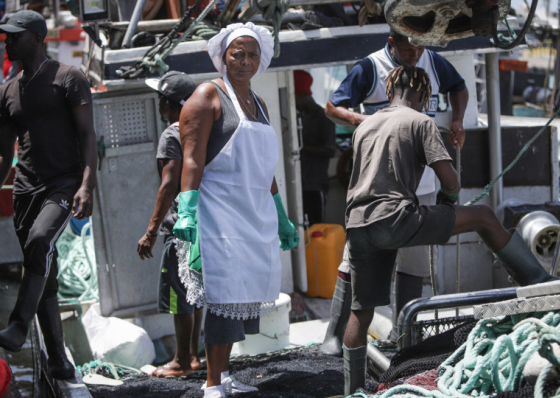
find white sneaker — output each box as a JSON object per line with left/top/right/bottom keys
{"left": 222, "top": 375, "right": 259, "bottom": 394}
{"left": 204, "top": 385, "right": 225, "bottom": 398}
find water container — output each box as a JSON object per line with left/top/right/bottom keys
{"left": 305, "top": 224, "right": 346, "bottom": 298}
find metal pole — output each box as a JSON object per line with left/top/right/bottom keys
{"left": 399, "top": 287, "right": 517, "bottom": 349}
{"left": 485, "top": 52, "right": 503, "bottom": 209}
{"left": 53, "top": 0, "right": 61, "bottom": 27}
{"left": 122, "top": 0, "right": 148, "bottom": 49}
{"left": 366, "top": 344, "right": 390, "bottom": 379}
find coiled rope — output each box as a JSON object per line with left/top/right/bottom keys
{"left": 56, "top": 222, "right": 99, "bottom": 301}
{"left": 249, "top": 0, "right": 288, "bottom": 57}
{"left": 78, "top": 360, "right": 142, "bottom": 380}
{"left": 349, "top": 312, "right": 560, "bottom": 398}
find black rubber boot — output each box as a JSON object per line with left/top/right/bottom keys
{"left": 320, "top": 277, "right": 352, "bottom": 357}
{"left": 37, "top": 296, "right": 75, "bottom": 380}
{"left": 496, "top": 230, "right": 560, "bottom": 286}
{"left": 389, "top": 273, "right": 423, "bottom": 342}
{"left": 343, "top": 344, "right": 367, "bottom": 396}
{"left": 0, "top": 271, "right": 47, "bottom": 352}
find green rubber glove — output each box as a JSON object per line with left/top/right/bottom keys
{"left": 273, "top": 193, "right": 299, "bottom": 251}
{"left": 173, "top": 190, "right": 199, "bottom": 243}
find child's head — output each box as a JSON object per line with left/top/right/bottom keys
{"left": 385, "top": 66, "right": 432, "bottom": 112}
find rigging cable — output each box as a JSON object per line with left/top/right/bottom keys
{"left": 491, "top": 0, "right": 538, "bottom": 50}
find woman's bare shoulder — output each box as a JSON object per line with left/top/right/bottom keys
{"left": 192, "top": 81, "right": 220, "bottom": 100}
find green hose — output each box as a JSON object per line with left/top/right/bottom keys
{"left": 56, "top": 222, "right": 99, "bottom": 302}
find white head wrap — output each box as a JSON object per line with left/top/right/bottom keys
{"left": 207, "top": 22, "right": 274, "bottom": 77}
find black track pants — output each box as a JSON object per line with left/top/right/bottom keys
{"left": 13, "top": 180, "right": 80, "bottom": 298}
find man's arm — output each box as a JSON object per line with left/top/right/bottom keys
{"left": 325, "top": 58, "right": 374, "bottom": 127}
{"left": 0, "top": 124, "right": 16, "bottom": 188}
{"left": 325, "top": 101, "right": 369, "bottom": 128}
{"left": 430, "top": 159, "right": 460, "bottom": 195}
{"left": 137, "top": 158, "right": 182, "bottom": 260}
{"left": 448, "top": 87, "right": 469, "bottom": 149}
{"left": 71, "top": 104, "right": 98, "bottom": 219}
{"left": 431, "top": 52, "right": 469, "bottom": 149}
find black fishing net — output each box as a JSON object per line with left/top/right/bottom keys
{"left": 87, "top": 344, "right": 379, "bottom": 398}
{"left": 493, "top": 379, "right": 560, "bottom": 398}
{"left": 379, "top": 318, "right": 477, "bottom": 384}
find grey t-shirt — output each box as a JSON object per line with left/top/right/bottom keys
{"left": 156, "top": 123, "right": 182, "bottom": 235}
{"left": 345, "top": 105, "right": 452, "bottom": 229}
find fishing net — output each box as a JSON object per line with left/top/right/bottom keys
{"left": 378, "top": 318, "right": 477, "bottom": 385}
{"left": 87, "top": 344, "right": 379, "bottom": 397}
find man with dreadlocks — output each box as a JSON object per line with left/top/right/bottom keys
{"left": 342, "top": 66, "right": 557, "bottom": 395}
{"left": 321, "top": 30, "right": 468, "bottom": 358}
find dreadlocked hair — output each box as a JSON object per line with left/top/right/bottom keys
{"left": 385, "top": 66, "right": 432, "bottom": 113}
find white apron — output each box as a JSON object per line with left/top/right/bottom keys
{"left": 196, "top": 76, "right": 282, "bottom": 311}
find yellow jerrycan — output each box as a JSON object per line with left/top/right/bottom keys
{"left": 305, "top": 224, "right": 346, "bottom": 298}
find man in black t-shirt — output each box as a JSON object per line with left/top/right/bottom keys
{"left": 0, "top": 10, "right": 97, "bottom": 380}
{"left": 293, "top": 70, "right": 336, "bottom": 226}
{"left": 137, "top": 71, "right": 204, "bottom": 377}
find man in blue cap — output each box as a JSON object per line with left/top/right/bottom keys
{"left": 0, "top": 10, "right": 97, "bottom": 380}
{"left": 138, "top": 71, "right": 204, "bottom": 377}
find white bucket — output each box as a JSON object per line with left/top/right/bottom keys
{"left": 235, "top": 293, "right": 291, "bottom": 355}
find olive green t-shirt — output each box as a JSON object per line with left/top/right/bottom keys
{"left": 345, "top": 105, "right": 452, "bottom": 229}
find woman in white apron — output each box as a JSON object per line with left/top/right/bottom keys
{"left": 173, "top": 23, "right": 299, "bottom": 398}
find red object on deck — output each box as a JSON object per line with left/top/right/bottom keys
{"left": 499, "top": 59, "right": 529, "bottom": 72}
{"left": 0, "top": 358, "right": 11, "bottom": 397}
{"left": 0, "top": 166, "right": 15, "bottom": 217}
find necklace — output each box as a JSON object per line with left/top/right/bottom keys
{"left": 232, "top": 86, "right": 257, "bottom": 120}
{"left": 20, "top": 59, "right": 48, "bottom": 95}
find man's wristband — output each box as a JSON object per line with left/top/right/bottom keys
{"left": 439, "top": 189, "right": 459, "bottom": 199}
{"left": 145, "top": 232, "right": 157, "bottom": 238}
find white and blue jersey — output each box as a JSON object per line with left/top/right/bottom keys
{"left": 330, "top": 44, "right": 465, "bottom": 196}
{"left": 329, "top": 44, "right": 466, "bottom": 117}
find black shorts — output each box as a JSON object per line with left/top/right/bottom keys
{"left": 347, "top": 203, "right": 456, "bottom": 310}
{"left": 204, "top": 312, "right": 259, "bottom": 344}
{"left": 158, "top": 235, "right": 195, "bottom": 315}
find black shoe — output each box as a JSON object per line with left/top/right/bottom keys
{"left": 37, "top": 296, "right": 75, "bottom": 380}
{"left": 0, "top": 271, "right": 47, "bottom": 352}
{"left": 343, "top": 345, "right": 367, "bottom": 396}
{"left": 496, "top": 230, "right": 560, "bottom": 286}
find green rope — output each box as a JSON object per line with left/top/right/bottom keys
{"left": 250, "top": 0, "right": 288, "bottom": 57}
{"left": 535, "top": 326, "right": 560, "bottom": 398}
{"left": 189, "top": 21, "right": 221, "bottom": 40}
{"left": 141, "top": 0, "right": 222, "bottom": 74}
{"left": 465, "top": 107, "right": 560, "bottom": 206}
{"left": 78, "top": 360, "right": 142, "bottom": 380}
{"left": 56, "top": 223, "right": 98, "bottom": 301}
{"left": 361, "top": 312, "right": 560, "bottom": 398}
{"left": 490, "top": 18, "right": 517, "bottom": 47}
